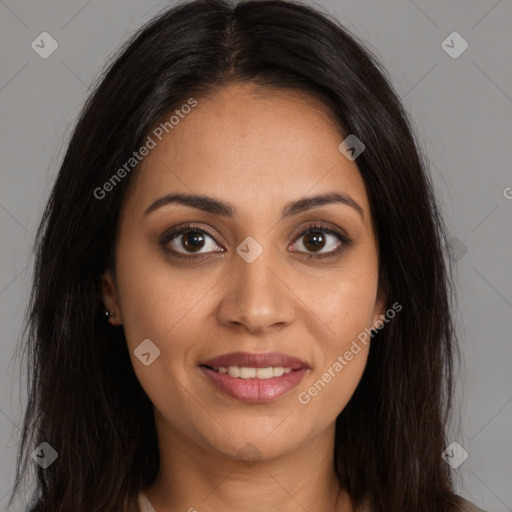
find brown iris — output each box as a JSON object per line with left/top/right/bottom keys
{"left": 182, "top": 231, "right": 206, "bottom": 252}
{"left": 302, "top": 232, "right": 326, "bottom": 252}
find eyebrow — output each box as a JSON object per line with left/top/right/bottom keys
{"left": 143, "top": 192, "right": 364, "bottom": 219}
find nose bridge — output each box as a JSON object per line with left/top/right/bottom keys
{"left": 218, "top": 238, "right": 294, "bottom": 330}
{"left": 236, "top": 241, "right": 283, "bottom": 305}
{"left": 239, "top": 252, "right": 277, "bottom": 297}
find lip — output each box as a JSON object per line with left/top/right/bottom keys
{"left": 200, "top": 351, "right": 309, "bottom": 370}
{"left": 200, "top": 366, "right": 308, "bottom": 403}
{"left": 199, "top": 351, "right": 310, "bottom": 403}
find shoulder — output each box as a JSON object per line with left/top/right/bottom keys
{"left": 456, "top": 495, "right": 488, "bottom": 512}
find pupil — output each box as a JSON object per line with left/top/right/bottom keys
{"left": 183, "top": 232, "right": 205, "bottom": 252}
{"left": 304, "top": 232, "right": 325, "bottom": 252}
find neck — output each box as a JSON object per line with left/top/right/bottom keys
{"left": 143, "top": 411, "right": 354, "bottom": 512}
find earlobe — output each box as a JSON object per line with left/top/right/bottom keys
{"left": 101, "top": 270, "right": 122, "bottom": 325}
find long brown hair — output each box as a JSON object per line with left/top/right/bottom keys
{"left": 11, "top": 1, "right": 463, "bottom": 510}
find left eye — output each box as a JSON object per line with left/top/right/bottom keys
{"left": 290, "top": 228, "right": 343, "bottom": 255}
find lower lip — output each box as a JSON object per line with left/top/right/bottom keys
{"left": 200, "top": 366, "right": 308, "bottom": 403}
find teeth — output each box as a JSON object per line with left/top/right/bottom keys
{"left": 227, "top": 366, "right": 240, "bottom": 377}
{"left": 257, "top": 367, "right": 274, "bottom": 379}
{"left": 273, "top": 367, "right": 284, "bottom": 377}
{"left": 216, "top": 366, "right": 294, "bottom": 379}
{"left": 240, "top": 367, "right": 256, "bottom": 378}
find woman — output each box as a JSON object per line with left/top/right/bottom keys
{"left": 11, "top": 0, "right": 485, "bottom": 511}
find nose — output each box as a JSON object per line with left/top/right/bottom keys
{"left": 216, "top": 247, "right": 296, "bottom": 334}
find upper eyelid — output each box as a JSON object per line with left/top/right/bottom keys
{"left": 295, "top": 223, "right": 346, "bottom": 239}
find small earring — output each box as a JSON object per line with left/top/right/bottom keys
{"left": 105, "top": 309, "right": 115, "bottom": 319}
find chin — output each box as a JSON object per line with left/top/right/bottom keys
{"left": 199, "top": 419, "right": 310, "bottom": 461}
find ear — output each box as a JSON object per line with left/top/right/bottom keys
{"left": 371, "top": 286, "right": 387, "bottom": 329}
{"left": 101, "top": 269, "right": 123, "bottom": 325}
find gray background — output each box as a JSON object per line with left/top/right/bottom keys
{"left": 1, "top": 0, "right": 511, "bottom": 511}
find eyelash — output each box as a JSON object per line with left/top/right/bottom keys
{"left": 158, "top": 222, "right": 353, "bottom": 261}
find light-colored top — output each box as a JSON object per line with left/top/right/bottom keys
{"left": 138, "top": 491, "right": 157, "bottom": 512}
{"left": 137, "top": 491, "right": 486, "bottom": 511}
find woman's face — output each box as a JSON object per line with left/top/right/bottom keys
{"left": 102, "top": 82, "right": 385, "bottom": 461}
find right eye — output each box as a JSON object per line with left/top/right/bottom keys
{"left": 159, "top": 223, "right": 225, "bottom": 259}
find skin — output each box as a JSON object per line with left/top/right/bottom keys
{"left": 102, "top": 82, "right": 386, "bottom": 512}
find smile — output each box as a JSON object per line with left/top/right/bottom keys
{"left": 199, "top": 351, "right": 310, "bottom": 403}
{"left": 209, "top": 366, "right": 293, "bottom": 379}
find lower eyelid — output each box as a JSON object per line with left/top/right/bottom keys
{"left": 293, "top": 242, "right": 345, "bottom": 260}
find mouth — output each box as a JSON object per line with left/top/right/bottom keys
{"left": 199, "top": 352, "right": 309, "bottom": 403}
{"left": 202, "top": 365, "right": 294, "bottom": 378}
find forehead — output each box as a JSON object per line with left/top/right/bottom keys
{"left": 125, "top": 82, "right": 370, "bottom": 219}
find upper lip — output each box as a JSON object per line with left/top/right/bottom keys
{"left": 200, "top": 351, "right": 310, "bottom": 369}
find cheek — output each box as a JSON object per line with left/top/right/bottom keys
{"left": 114, "top": 238, "right": 215, "bottom": 347}
{"left": 293, "top": 256, "right": 378, "bottom": 417}
{"left": 114, "top": 246, "right": 228, "bottom": 412}
{"left": 296, "top": 278, "right": 374, "bottom": 421}
{"left": 296, "top": 347, "right": 369, "bottom": 434}
{"left": 302, "top": 257, "right": 380, "bottom": 353}
{"left": 318, "top": 281, "right": 377, "bottom": 331}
